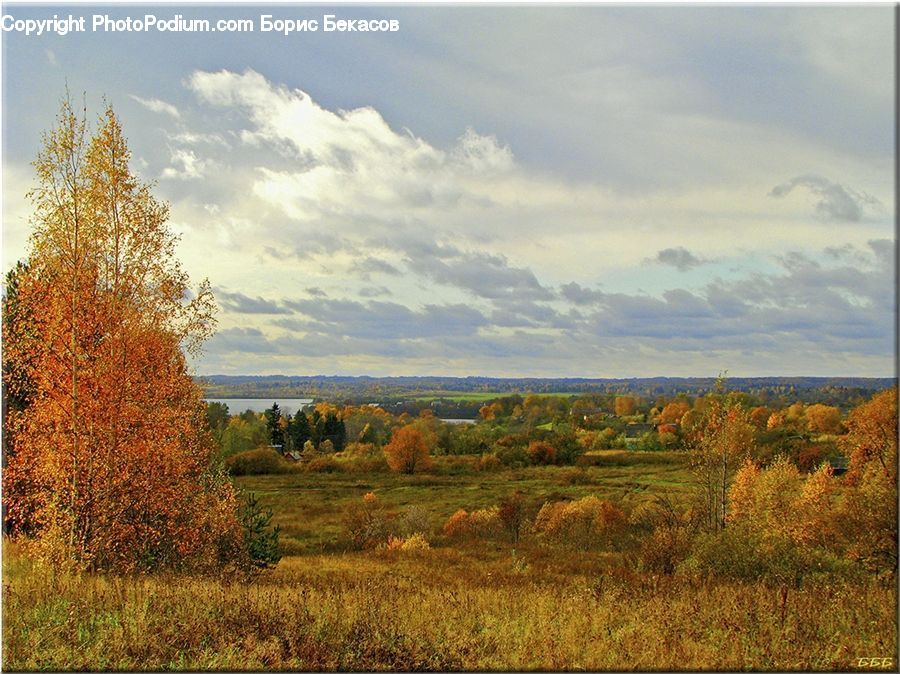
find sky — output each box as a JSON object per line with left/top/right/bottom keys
{"left": 1, "top": 3, "right": 896, "bottom": 378}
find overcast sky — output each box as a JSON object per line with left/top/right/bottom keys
{"left": 1, "top": 4, "right": 895, "bottom": 377}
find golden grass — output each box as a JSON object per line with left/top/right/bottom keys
{"left": 3, "top": 541, "right": 896, "bottom": 671}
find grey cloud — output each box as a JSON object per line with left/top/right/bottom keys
{"left": 562, "top": 243, "right": 892, "bottom": 355}
{"left": 358, "top": 286, "right": 393, "bottom": 298}
{"left": 275, "top": 299, "right": 488, "bottom": 340}
{"left": 769, "top": 174, "right": 882, "bottom": 222}
{"left": 403, "top": 242, "right": 554, "bottom": 301}
{"left": 206, "top": 327, "right": 281, "bottom": 354}
{"left": 214, "top": 289, "right": 292, "bottom": 315}
{"left": 305, "top": 287, "right": 327, "bottom": 298}
{"left": 652, "top": 247, "right": 708, "bottom": 271}
{"left": 560, "top": 282, "right": 605, "bottom": 306}
{"left": 351, "top": 256, "right": 402, "bottom": 280}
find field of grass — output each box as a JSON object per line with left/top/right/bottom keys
{"left": 4, "top": 539, "right": 895, "bottom": 671}
{"left": 4, "top": 453, "right": 897, "bottom": 671}
{"left": 237, "top": 453, "right": 693, "bottom": 555}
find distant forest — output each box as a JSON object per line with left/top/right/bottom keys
{"left": 199, "top": 374, "right": 895, "bottom": 408}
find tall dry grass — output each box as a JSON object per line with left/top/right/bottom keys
{"left": 3, "top": 543, "right": 895, "bottom": 671}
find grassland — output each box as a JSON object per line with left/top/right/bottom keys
{"left": 3, "top": 453, "right": 897, "bottom": 671}
{"left": 4, "top": 539, "right": 895, "bottom": 671}
{"left": 238, "top": 453, "right": 693, "bottom": 555}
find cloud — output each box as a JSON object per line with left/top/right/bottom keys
{"left": 275, "top": 299, "right": 488, "bottom": 340}
{"left": 158, "top": 68, "right": 892, "bottom": 376}
{"left": 651, "top": 246, "right": 709, "bottom": 271}
{"left": 359, "top": 286, "right": 392, "bottom": 298}
{"left": 769, "top": 174, "right": 882, "bottom": 222}
{"left": 161, "top": 148, "right": 208, "bottom": 180}
{"left": 560, "top": 282, "right": 605, "bottom": 306}
{"left": 130, "top": 94, "right": 181, "bottom": 119}
{"left": 214, "top": 289, "right": 292, "bottom": 314}
{"left": 402, "top": 241, "right": 554, "bottom": 301}
{"left": 351, "top": 256, "right": 402, "bottom": 280}
{"left": 186, "top": 69, "right": 513, "bottom": 225}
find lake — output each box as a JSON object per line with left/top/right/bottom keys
{"left": 204, "top": 398, "right": 314, "bottom": 415}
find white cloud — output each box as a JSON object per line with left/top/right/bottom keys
{"left": 129, "top": 94, "right": 181, "bottom": 119}
{"left": 160, "top": 148, "right": 208, "bottom": 181}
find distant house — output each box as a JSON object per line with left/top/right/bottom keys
{"left": 284, "top": 451, "right": 303, "bottom": 462}
{"left": 625, "top": 423, "right": 654, "bottom": 438}
{"left": 657, "top": 423, "right": 678, "bottom": 435}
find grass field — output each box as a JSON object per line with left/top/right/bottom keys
{"left": 4, "top": 539, "right": 895, "bottom": 671}
{"left": 4, "top": 452, "right": 897, "bottom": 671}
{"left": 237, "top": 453, "right": 693, "bottom": 554}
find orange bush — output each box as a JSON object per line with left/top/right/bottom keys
{"left": 527, "top": 441, "right": 556, "bottom": 465}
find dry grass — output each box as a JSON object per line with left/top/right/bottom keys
{"left": 3, "top": 541, "right": 895, "bottom": 671}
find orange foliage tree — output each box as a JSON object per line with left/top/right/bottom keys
{"left": 804, "top": 404, "right": 842, "bottom": 435}
{"left": 658, "top": 400, "right": 690, "bottom": 425}
{"left": 2, "top": 99, "right": 243, "bottom": 572}
{"left": 383, "top": 425, "right": 432, "bottom": 474}
{"left": 838, "top": 388, "right": 897, "bottom": 572}
{"left": 685, "top": 390, "right": 756, "bottom": 533}
{"left": 614, "top": 396, "right": 636, "bottom": 417}
{"left": 841, "top": 388, "right": 897, "bottom": 482}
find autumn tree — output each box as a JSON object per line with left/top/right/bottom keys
{"left": 685, "top": 388, "right": 756, "bottom": 533}
{"left": 2, "top": 98, "right": 242, "bottom": 572}
{"left": 841, "top": 388, "right": 897, "bottom": 482}
{"left": 384, "top": 425, "right": 432, "bottom": 474}
{"left": 838, "top": 388, "right": 897, "bottom": 573}
{"left": 658, "top": 400, "right": 690, "bottom": 425}
{"left": 805, "top": 404, "right": 842, "bottom": 435}
{"left": 614, "top": 396, "right": 636, "bottom": 417}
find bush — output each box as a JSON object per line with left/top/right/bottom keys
{"left": 637, "top": 525, "right": 693, "bottom": 575}
{"left": 527, "top": 441, "right": 556, "bottom": 465}
{"left": 477, "top": 454, "right": 502, "bottom": 471}
{"left": 534, "top": 496, "right": 627, "bottom": 550}
{"left": 442, "top": 507, "right": 502, "bottom": 541}
{"left": 238, "top": 493, "right": 281, "bottom": 570}
{"left": 385, "top": 532, "right": 431, "bottom": 552}
{"left": 399, "top": 505, "right": 432, "bottom": 538}
{"left": 343, "top": 492, "right": 391, "bottom": 549}
{"left": 494, "top": 444, "right": 529, "bottom": 468}
{"left": 305, "top": 456, "right": 342, "bottom": 473}
{"left": 225, "top": 448, "right": 289, "bottom": 476}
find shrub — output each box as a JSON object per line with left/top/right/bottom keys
{"left": 477, "top": 454, "right": 502, "bottom": 471}
{"left": 534, "top": 496, "right": 627, "bottom": 550}
{"left": 637, "top": 525, "right": 693, "bottom": 575}
{"left": 385, "top": 532, "right": 431, "bottom": 552}
{"left": 527, "top": 441, "right": 556, "bottom": 465}
{"left": 494, "top": 444, "right": 529, "bottom": 468}
{"left": 238, "top": 492, "right": 281, "bottom": 570}
{"left": 305, "top": 456, "right": 342, "bottom": 473}
{"left": 399, "top": 505, "right": 432, "bottom": 538}
{"left": 225, "top": 448, "right": 288, "bottom": 476}
{"left": 442, "top": 507, "right": 502, "bottom": 541}
{"left": 498, "top": 491, "right": 526, "bottom": 543}
{"left": 343, "top": 492, "right": 391, "bottom": 549}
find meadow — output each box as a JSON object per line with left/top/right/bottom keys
{"left": 4, "top": 452, "right": 897, "bottom": 671}
{"left": 243, "top": 452, "right": 692, "bottom": 554}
